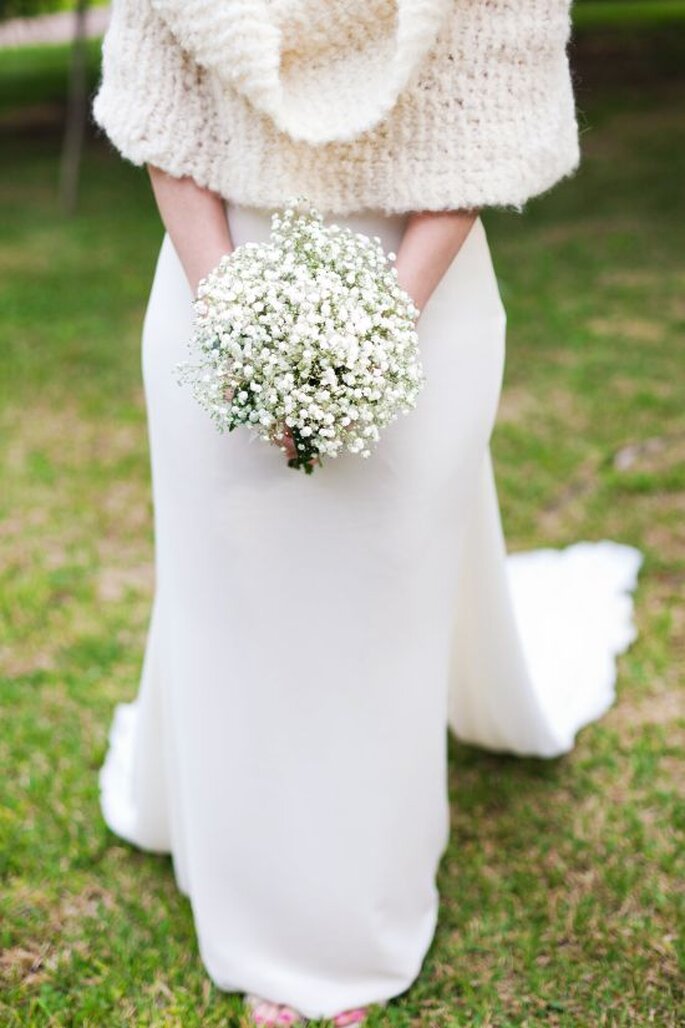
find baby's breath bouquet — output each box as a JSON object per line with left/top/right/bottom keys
{"left": 176, "top": 197, "right": 424, "bottom": 473}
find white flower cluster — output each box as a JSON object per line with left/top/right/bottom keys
{"left": 176, "top": 197, "right": 424, "bottom": 472}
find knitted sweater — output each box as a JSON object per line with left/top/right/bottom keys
{"left": 92, "top": 0, "right": 581, "bottom": 216}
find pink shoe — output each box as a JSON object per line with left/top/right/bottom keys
{"left": 331, "top": 1009, "right": 368, "bottom": 1026}
{"left": 245, "top": 994, "right": 305, "bottom": 1026}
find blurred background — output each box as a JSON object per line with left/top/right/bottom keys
{"left": 1, "top": 3, "right": 683, "bottom": 1026}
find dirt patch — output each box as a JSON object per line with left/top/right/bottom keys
{"left": 0, "top": 943, "right": 51, "bottom": 987}
{"left": 496, "top": 385, "right": 537, "bottom": 425}
{"left": 610, "top": 682, "right": 685, "bottom": 735}
{"left": 598, "top": 269, "right": 660, "bottom": 289}
{"left": 96, "top": 561, "right": 153, "bottom": 603}
{"left": 535, "top": 454, "right": 603, "bottom": 536}
{"left": 587, "top": 315, "right": 666, "bottom": 345}
{"left": 613, "top": 433, "right": 685, "bottom": 474}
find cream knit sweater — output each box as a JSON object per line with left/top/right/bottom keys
{"left": 92, "top": 0, "right": 581, "bottom": 216}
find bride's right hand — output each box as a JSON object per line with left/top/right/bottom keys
{"left": 394, "top": 208, "right": 480, "bottom": 315}
{"left": 221, "top": 386, "right": 300, "bottom": 466}
{"left": 273, "top": 425, "right": 298, "bottom": 463}
{"left": 272, "top": 424, "right": 320, "bottom": 472}
{"left": 146, "top": 164, "right": 234, "bottom": 299}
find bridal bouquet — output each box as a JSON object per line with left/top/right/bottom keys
{"left": 175, "top": 197, "right": 424, "bottom": 473}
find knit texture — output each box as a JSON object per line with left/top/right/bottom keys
{"left": 92, "top": 0, "right": 581, "bottom": 216}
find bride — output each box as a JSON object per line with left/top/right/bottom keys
{"left": 91, "top": 1, "right": 642, "bottom": 1024}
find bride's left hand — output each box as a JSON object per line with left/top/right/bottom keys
{"left": 394, "top": 208, "right": 480, "bottom": 316}
{"left": 273, "top": 425, "right": 320, "bottom": 472}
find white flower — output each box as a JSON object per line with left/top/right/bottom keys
{"left": 175, "top": 196, "right": 425, "bottom": 473}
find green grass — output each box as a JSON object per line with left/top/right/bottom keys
{"left": 0, "top": 37, "right": 102, "bottom": 114}
{"left": 1, "top": 34, "right": 684, "bottom": 1028}
{"left": 574, "top": 0, "right": 685, "bottom": 26}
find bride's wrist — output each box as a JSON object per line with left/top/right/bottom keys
{"left": 188, "top": 246, "right": 234, "bottom": 298}
{"left": 395, "top": 267, "right": 427, "bottom": 318}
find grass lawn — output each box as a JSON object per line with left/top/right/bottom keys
{"left": 574, "top": 0, "right": 685, "bottom": 26}
{"left": 0, "top": 24, "right": 684, "bottom": 1028}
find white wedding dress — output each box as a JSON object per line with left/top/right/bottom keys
{"left": 99, "top": 207, "right": 642, "bottom": 1018}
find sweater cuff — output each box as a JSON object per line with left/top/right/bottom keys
{"left": 91, "top": 0, "right": 217, "bottom": 181}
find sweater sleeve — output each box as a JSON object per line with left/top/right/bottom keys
{"left": 91, "top": 0, "right": 219, "bottom": 180}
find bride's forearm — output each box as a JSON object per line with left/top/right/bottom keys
{"left": 147, "top": 165, "right": 233, "bottom": 296}
{"left": 394, "top": 209, "right": 480, "bottom": 315}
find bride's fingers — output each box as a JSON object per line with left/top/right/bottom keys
{"left": 274, "top": 426, "right": 297, "bottom": 459}
{"left": 274, "top": 424, "right": 320, "bottom": 468}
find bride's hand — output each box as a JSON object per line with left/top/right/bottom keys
{"left": 272, "top": 425, "right": 320, "bottom": 472}
{"left": 220, "top": 390, "right": 315, "bottom": 470}
{"left": 190, "top": 249, "right": 234, "bottom": 299}
{"left": 394, "top": 208, "right": 480, "bottom": 316}
{"left": 146, "top": 164, "right": 234, "bottom": 298}
{"left": 273, "top": 425, "right": 297, "bottom": 463}
{"left": 394, "top": 268, "right": 424, "bottom": 322}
